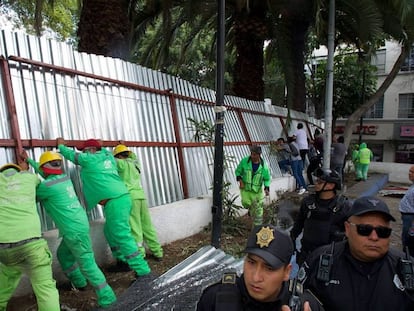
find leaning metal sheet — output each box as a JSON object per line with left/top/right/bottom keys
{"left": 106, "top": 246, "right": 243, "bottom": 311}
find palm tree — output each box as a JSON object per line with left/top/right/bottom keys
{"left": 131, "top": 1, "right": 282, "bottom": 101}
{"left": 129, "top": 0, "right": 389, "bottom": 111}
{"left": 77, "top": 0, "right": 133, "bottom": 60}
{"left": 24, "top": 0, "right": 414, "bottom": 115}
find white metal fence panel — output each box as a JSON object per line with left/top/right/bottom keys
{"left": 0, "top": 30, "right": 319, "bottom": 232}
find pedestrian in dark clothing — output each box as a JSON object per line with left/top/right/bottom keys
{"left": 313, "top": 129, "right": 324, "bottom": 154}
{"left": 306, "top": 140, "right": 322, "bottom": 186}
{"left": 330, "top": 136, "right": 347, "bottom": 187}
{"left": 275, "top": 137, "right": 291, "bottom": 176}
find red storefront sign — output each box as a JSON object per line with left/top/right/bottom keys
{"left": 334, "top": 125, "right": 377, "bottom": 135}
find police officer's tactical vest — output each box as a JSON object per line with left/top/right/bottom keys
{"left": 302, "top": 195, "right": 347, "bottom": 249}
{"left": 215, "top": 271, "right": 242, "bottom": 311}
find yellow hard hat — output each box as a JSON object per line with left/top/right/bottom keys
{"left": 39, "top": 151, "right": 62, "bottom": 167}
{"left": 0, "top": 163, "right": 21, "bottom": 172}
{"left": 113, "top": 144, "right": 130, "bottom": 156}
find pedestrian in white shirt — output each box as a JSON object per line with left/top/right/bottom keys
{"left": 294, "top": 123, "right": 309, "bottom": 165}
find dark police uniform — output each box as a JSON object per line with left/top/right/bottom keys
{"left": 290, "top": 194, "right": 350, "bottom": 264}
{"left": 301, "top": 240, "right": 414, "bottom": 311}
{"left": 196, "top": 273, "right": 290, "bottom": 311}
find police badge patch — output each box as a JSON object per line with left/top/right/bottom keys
{"left": 256, "top": 226, "right": 275, "bottom": 248}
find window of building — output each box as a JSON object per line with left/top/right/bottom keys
{"left": 364, "top": 96, "right": 384, "bottom": 118}
{"left": 398, "top": 94, "right": 414, "bottom": 118}
{"left": 395, "top": 144, "right": 414, "bottom": 164}
{"left": 401, "top": 46, "right": 414, "bottom": 72}
{"left": 369, "top": 144, "right": 383, "bottom": 162}
{"left": 372, "top": 50, "right": 386, "bottom": 74}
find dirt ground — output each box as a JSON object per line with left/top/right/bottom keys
{"left": 6, "top": 218, "right": 251, "bottom": 311}
{"left": 6, "top": 173, "right": 407, "bottom": 311}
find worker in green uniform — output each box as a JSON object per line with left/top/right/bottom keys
{"left": 351, "top": 144, "right": 360, "bottom": 181}
{"left": 0, "top": 162, "right": 60, "bottom": 311}
{"left": 22, "top": 150, "right": 117, "bottom": 308}
{"left": 56, "top": 138, "right": 151, "bottom": 278}
{"left": 235, "top": 145, "right": 271, "bottom": 226}
{"left": 113, "top": 144, "right": 163, "bottom": 260}
{"left": 356, "top": 142, "right": 373, "bottom": 181}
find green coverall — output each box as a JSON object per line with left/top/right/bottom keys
{"left": 28, "top": 159, "right": 116, "bottom": 308}
{"left": 58, "top": 145, "right": 151, "bottom": 276}
{"left": 356, "top": 142, "right": 373, "bottom": 181}
{"left": 115, "top": 152, "right": 163, "bottom": 258}
{"left": 351, "top": 146, "right": 360, "bottom": 180}
{"left": 235, "top": 156, "right": 271, "bottom": 225}
{"left": 0, "top": 168, "right": 60, "bottom": 311}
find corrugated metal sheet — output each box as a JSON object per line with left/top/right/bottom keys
{"left": 106, "top": 245, "right": 244, "bottom": 310}
{"left": 0, "top": 30, "right": 321, "bottom": 231}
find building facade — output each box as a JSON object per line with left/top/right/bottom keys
{"left": 333, "top": 41, "right": 414, "bottom": 163}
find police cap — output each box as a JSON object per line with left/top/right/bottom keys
{"left": 244, "top": 224, "right": 293, "bottom": 269}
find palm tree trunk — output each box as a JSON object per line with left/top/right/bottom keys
{"left": 232, "top": 9, "right": 267, "bottom": 101}
{"left": 77, "top": 0, "right": 131, "bottom": 60}
{"left": 281, "top": 0, "right": 313, "bottom": 113}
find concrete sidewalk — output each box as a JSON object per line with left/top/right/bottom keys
{"left": 344, "top": 173, "right": 389, "bottom": 199}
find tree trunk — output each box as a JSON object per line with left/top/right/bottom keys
{"left": 77, "top": 0, "right": 131, "bottom": 60}
{"left": 232, "top": 9, "right": 267, "bottom": 101}
{"left": 289, "top": 20, "right": 309, "bottom": 113}
{"left": 279, "top": 0, "right": 313, "bottom": 113}
{"left": 342, "top": 43, "right": 410, "bottom": 148}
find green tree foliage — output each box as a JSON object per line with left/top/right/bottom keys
{"left": 307, "top": 49, "right": 377, "bottom": 122}
{"left": 3, "top": 0, "right": 414, "bottom": 118}
{"left": 131, "top": 16, "right": 234, "bottom": 92}
{"left": 263, "top": 48, "right": 286, "bottom": 106}
{"left": 1, "top": 0, "right": 78, "bottom": 41}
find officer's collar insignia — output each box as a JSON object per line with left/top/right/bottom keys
{"left": 256, "top": 226, "right": 274, "bottom": 248}
{"left": 222, "top": 272, "right": 237, "bottom": 284}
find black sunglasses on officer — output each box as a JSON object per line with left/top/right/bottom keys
{"left": 346, "top": 221, "right": 392, "bottom": 239}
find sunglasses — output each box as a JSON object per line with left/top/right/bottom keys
{"left": 49, "top": 160, "right": 62, "bottom": 167}
{"left": 347, "top": 221, "right": 392, "bottom": 239}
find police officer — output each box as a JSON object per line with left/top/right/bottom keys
{"left": 290, "top": 168, "right": 350, "bottom": 265}
{"left": 196, "top": 224, "right": 323, "bottom": 311}
{"left": 300, "top": 196, "right": 414, "bottom": 311}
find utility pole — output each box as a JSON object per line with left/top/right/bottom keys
{"left": 323, "top": 0, "right": 335, "bottom": 170}
{"left": 211, "top": 0, "right": 225, "bottom": 248}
